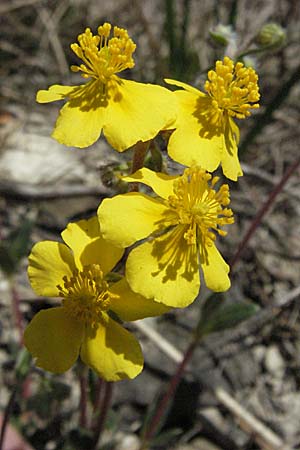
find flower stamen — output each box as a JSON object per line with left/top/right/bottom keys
{"left": 204, "top": 56, "right": 260, "bottom": 120}
{"left": 70, "top": 23, "right": 136, "bottom": 83}
{"left": 166, "top": 167, "right": 234, "bottom": 252}
{"left": 57, "top": 264, "right": 119, "bottom": 329}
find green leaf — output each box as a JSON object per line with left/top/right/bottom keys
{"left": 0, "top": 218, "right": 33, "bottom": 274}
{"left": 0, "top": 245, "right": 16, "bottom": 275}
{"left": 197, "top": 296, "right": 258, "bottom": 338}
{"left": 15, "top": 347, "right": 32, "bottom": 381}
{"left": 9, "top": 218, "right": 33, "bottom": 263}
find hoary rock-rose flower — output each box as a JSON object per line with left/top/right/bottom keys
{"left": 36, "top": 23, "right": 177, "bottom": 150}
{"left": 165, "top": 57, "right": 260, "bottom": 181}
{"left": 24, "top": 217, "right": 168, "bottom": 381}
{"left": 98, "top": 167, "right": 234, "bottom": 308}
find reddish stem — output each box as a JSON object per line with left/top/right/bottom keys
{"left": 230, "top": 156, "right": 300, "bottom": 269}
{"left": 91, "top": 381, "right": 113, "bottom": 448}
{"left": 0, "top": 386, "right": 18, "bottom": 450}
{"left": 141, "top": 340, "right": 196, "bottom": 447}
{"left": 79, "top": 366, "right": 88, "bottom": 428}
{"left": 9, "top": 279, "right": 24, "bottom": 345}
{"left": 92, "top": 377, "right": 104, "bottom": 418}
{"left": 129, "top": 141, "right": 150, "bottom": 192}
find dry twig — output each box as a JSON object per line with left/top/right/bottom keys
{"left": 36, "top": 5, "right": 69, "bottom": 77}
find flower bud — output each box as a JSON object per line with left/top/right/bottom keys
{"left": 256, "top": 23, "right": 286, "bottom": 49}
{"left": 209, "top": 24, "right": 236, "bottom": 47}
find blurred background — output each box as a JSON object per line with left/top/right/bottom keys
{"left": 1, "top": 1, "right": 300, "bottom": 449}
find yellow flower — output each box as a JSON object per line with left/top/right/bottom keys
{"left": 24, "top": 217, "right": 168, "bottom": 381}
{"left": 166, "top": 57, "right": 260, "bottom": 181}
{"left": 37, "top": 23, "right": 177, "bottom": 150}
{"left": 98, "top": 167, "right": 234, "bottom": 308}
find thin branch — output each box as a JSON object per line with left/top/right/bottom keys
{"left": 0, "top": 0, "right": 41, "bottom": 14}
{"left": 37, "top": 5, "right": 69, "bottom": 77}
{"left": 0, "top": 181, "right": 110, "bottom": 200}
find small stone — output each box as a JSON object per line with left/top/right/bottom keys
{"left": 118, "top": 434, "right": 140, "bottom": 450}
{"left": 264, "top": 345, "right": 285, "bottom": 377}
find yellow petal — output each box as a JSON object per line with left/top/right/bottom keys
{"left": 201, "top": 244, "right": 230, "bottom": 292}
{"left": 167, "top": 92, "right": 222, "bottom": 172}
{"left": 24, "top": 307, "right": 84, "bottom": 373}
{"left": 61, "top": 217, "right": 123, "bottom": 274}
{"left": 52, "top": 80, "right": 107, "bottom": 148}
{"left": 80, "top": 313, "right": 143, "bottom": 381}
{"left": 221, "top": 117, "right": 243, "bottom": 181}
{"left": 123, "top": 167, "right": 176, "bottom": 199}
{"left": 98, "top": 193, "right": 169, "bottom": 247}
{"left": 28, "top": 241, "right": 76, "bottom": 297}
{"left": 103, "top": 78, "right": 177, "bottom": 151}
{"left": 164, "top": 78, "right": 204, "bottom": 96}
{"left": 126, "top": 227, "right": 200, "bottom": 308}
{"left": 110, "top": 277, "right": 170, "bottom": 321}
{"left": 36, "top": 84, "right": 77, "bottom": 103}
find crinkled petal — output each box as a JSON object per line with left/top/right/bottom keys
{"left": 123, "top": 167, "right": 177, "bottom": 199}
{"left": 165, "top": 78, "right": 204, "bottom": 96}
{"left": 24, "top": 307, "right": 84, "bottom": 373}
{"left": 98, "top": 193, "right": 169, "bottom": 247}
{"left": 80, "top": 313, "right": 143, "bottom": 381}
{"left": 201, "top": 244, "right": 230, "bottom": 292}
{"left": 167, "top": 91, "right": 222, "bottom": 172}
{"left": 36, "top": 84, "right": 77, "bottom": 103}
{"left": 104, "top": 78, "right": 177, "bottom": 151}
{"left": 61, "top": 217, "right": 123, "bottom": 274}
{"left": 221, "top": 117, "right": 243, "bottom": 181}
{"left": 126, "top": 227, "right": 200, "bottom": 308}
{"left": 110, "top": 277, "right": 170, "bottom": 321}
{"left": 51, "top": 80, "right": 107, "bottom": 148}
{"left": 28, "top": 241, "right": 76, "bottom": 297}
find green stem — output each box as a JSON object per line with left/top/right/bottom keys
{"left": 180, "top": 0, "right": 191, "bottom": 56}
{"left": 165, "top": 0, "right": 177, "bottom": 74}
{"left": 230, "top": 155, "right": 300, "bottom": 269}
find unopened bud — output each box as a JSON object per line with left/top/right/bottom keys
{"left": 256, "top": 23, "right": 286, "bottom": 49}
{"left": 209, "top": 24, "right": 236, "bottom": 47}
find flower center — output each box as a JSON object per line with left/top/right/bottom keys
{"left": 204, "top": 56, "right": 260, "bottom": 121}
{"left": 167, "top": 167, "right": 234, "bottom": 247}
{"left": 57, "top": 264, "right": 118, "bottom": 329}
{"left": 70, "top": 23, "right": 136, "bottom": 83}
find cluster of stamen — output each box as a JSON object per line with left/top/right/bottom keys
{"left": 167, "top": 167, "right": 234, "bottom": 247}
{"left": 204, "top": 56, "right": 260, "bottom": 121}
{"left": 70, "top": 23, "right": 136, "bottom": 83}
{"left": 57, "top": 264, "right": 118, "bottom": 329}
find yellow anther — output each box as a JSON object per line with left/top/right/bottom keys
{"left": 70, "top": 23, "right": 136, "bottom": 84}
{"left": 205, "top": 57, "right": 260, "bottom": 120}
{"left": 57, "top": 264, "right": 119, "bottom": 329}
{"left": 166, "top": 166, "right": 234, "bottom": 247}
